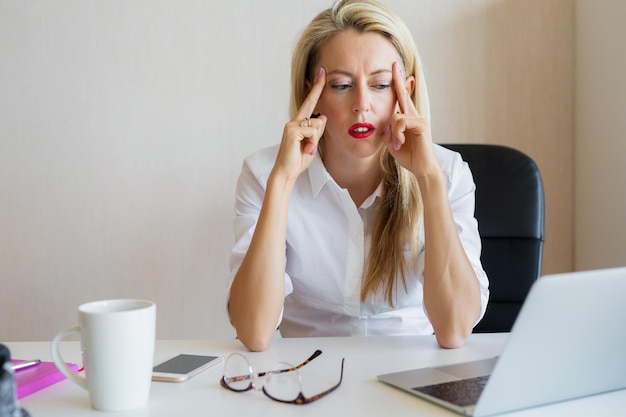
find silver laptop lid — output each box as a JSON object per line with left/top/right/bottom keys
{"left": 475, "top": 267, "right": 626, "bottom": 416}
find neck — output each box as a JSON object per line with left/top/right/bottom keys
{"left": 322, "top": 146, "right": 382, "bottom": 207}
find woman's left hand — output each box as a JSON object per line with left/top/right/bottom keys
{"left": 383, "top": 62, "right": 439, "bottom": 179}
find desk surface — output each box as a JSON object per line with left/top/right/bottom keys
{"left": 5, "top": 334, "right": 626, "bottom": 416}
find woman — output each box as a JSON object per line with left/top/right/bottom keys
{"left": 228, "top": 0, "right": 489, "bottom": 352}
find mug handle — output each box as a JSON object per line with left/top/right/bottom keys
{"left": 50, "top": 325, "right": 87, "bottom": 389}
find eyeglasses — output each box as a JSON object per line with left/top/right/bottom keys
{"left": 220, "top": 349, "right": 344, "bottom": 405}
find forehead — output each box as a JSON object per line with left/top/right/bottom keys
{"left": 318, "top": 30, "right": 400, "bottom": 74}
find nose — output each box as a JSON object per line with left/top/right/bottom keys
{"left": 353, "top": 84, "right": 370, "bottom": 113}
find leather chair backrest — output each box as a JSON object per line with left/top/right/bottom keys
{"left": 443, "top": 144, "right": 545, "bottom": 332}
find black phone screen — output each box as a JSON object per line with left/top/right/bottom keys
{"left": 153, "top": 354, "right": 219, "bottom": 374}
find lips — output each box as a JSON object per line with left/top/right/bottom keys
{"left": 348, "top": 123, "right": 375, "bottom": 139}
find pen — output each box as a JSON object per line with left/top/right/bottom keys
{"left": 11, "top": 359, "right": 41, "bottom": 372}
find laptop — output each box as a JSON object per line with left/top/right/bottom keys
{"left": 377, "top": 267, "right": 626, "bottom": 416}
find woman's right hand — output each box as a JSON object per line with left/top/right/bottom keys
{"left": 272, "top": 67, "right": 327, "bottom": 182}
{"left": 229, "top": 68, "right": 326, "bottom": 351}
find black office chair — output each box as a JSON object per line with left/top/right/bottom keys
{"left": 442, "top": 144, "right": 545, "bottom": 332}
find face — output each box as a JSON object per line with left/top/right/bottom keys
{"left": 313, "top": 30, "right": 412, "bottom": 161}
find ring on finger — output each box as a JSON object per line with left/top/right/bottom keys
{"left": 300, "top": 118, "right": 310, "bottom": 127}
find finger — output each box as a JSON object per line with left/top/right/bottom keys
{"left": 381, "top": 122, "right": 398, "bottom": 152}
{"left": 295, "top": 67, "right": 326, "bottom": 121}
{"left": 292, "top": 116, "right": 324, "bottom": 137}
{"left": 391, "top": 116, "right": 407, "bottom": 151}
{"left": 392, "top": 62, "right": 418, "bottom": 117}
{"left": 305, "top": 115, "right": 327, "bottom": 143}
{"left": 288, "top": 114, "right": 325, "bottom": 133}
{"left": 301, "top": 115, "right": 327, "bottom": 155}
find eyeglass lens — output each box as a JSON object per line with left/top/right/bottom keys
{"left": 221, "top": 350, "right": 343, "bottom": 405}
{"left": 264, "top": 361, "right": 302, "bottom": 401}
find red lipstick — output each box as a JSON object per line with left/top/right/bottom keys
{"left": 348, "top": 123, "right": 375, "bottom": 139}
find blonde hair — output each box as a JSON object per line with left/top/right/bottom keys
{"left": 290, "top": 0, "right": 429, "bottom": 305}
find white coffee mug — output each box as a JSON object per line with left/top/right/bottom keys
{"left": 51, "top": 299, "right": 156, "bottom": 411}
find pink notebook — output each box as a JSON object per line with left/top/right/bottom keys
{"left": 12, "top": 360, "right": 80, "bottom": 399}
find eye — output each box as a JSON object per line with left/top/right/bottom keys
{"left": 331, "top": 83, "right": 351, "bottom": 91}
{"left": 372, "top": 78, "right": 392, "bottom": 90}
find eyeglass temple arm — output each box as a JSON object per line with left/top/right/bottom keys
{"left": 303, "top": 357, "right": 345, "bottom": 403}
{"left": 298, "top": 357, "right": 345, "bottom": 404}
{"left": 225, "top": 349, "right": 324, "bottom": 384}
{"left": 299, "top": 349, "right": 323, "bottom": 368}
{"left": 261, "top": 349, "right": 323, "bottom": 377}
{"left": 264, "top": 357, "right": 345, "bottom": 405}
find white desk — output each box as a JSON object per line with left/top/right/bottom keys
{"left": 5, "top": 335, "right": 626, "bottom": 416}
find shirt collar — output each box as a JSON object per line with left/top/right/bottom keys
{"left": 308, "top": 153, "right": 333, "bottom": 197}
{"left": 360, "top": 181, "right": 383, "bottom": 209}
{"left": 307, "top": 154, "right": 383, "bottom": 208}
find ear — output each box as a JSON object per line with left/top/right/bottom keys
{"left": 404, "top": 75, "right": 416, "bottom": 96}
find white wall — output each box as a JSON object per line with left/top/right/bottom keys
{"left": 0, "top": 0, "right": 327, "bottom": 341}
{"left": 575, "top": 0, "right": 626, "bottom": 270}
{"left": 1, "top": 0, "right": 575, "bottom": 341}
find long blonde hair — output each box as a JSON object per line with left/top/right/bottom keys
{"left": 290, "top": 0, "right": 430, "bottom": 305}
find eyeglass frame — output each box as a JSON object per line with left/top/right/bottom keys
{"left": 220, "top": 349, "right": 345, "bottom": 405}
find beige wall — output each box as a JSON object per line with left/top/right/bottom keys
{"left": 575, "top": 0, "right": 626, "bottom": 270}
{"left": 0, "top": 0, "right": 577, "bottom": 341}
{"left": 414, "top": 0, "right": 574, "bottom": 276}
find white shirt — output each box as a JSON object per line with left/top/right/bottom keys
{"left": 229, "top": 144, "right": 489, "bottom": 337}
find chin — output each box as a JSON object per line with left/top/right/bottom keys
{"left": 349, "top": 140, "right": 384, "bottom": 159}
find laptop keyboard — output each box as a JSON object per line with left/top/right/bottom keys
{"left": 412, "top": 375, "right": 490, "bottom": 407}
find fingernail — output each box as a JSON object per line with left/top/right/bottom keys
{"left": 393, "top": 141, "right": 401, "bottom": 151}
{"left": 310, "top": 146, "right": 317, "bottom": 156}
{"left": 314, "top": 66, "right": 323, "bottom": 83}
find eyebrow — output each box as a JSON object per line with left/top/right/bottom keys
{"left": 326, "top": 69, "right": 392, "bottom": 77}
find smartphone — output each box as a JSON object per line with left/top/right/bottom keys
{"left": 152, "top": 354, "right": 223, "bottom": 382}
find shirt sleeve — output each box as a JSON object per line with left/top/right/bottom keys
{"left": 438, "top": 146, "right": 490, "bottom": 325}
{"left": 226, "top": 149, "right": 294, "bottom": 327}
